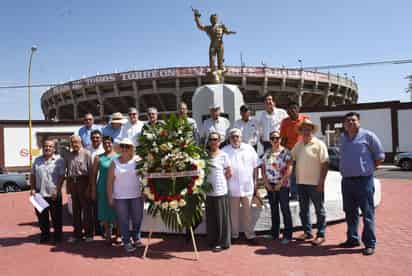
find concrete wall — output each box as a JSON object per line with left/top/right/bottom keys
{"left": 398, "top": 109, "right": 412, "bottom": 152}
{"left": 4, "top": 125, "right": 80, "bottom": 167}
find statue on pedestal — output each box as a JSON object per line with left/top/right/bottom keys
{"left": 192, "top": 8, "right": 236, "bottom": 83}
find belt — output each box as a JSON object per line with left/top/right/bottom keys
{"left": 68, "top": 175, "right": 88, "bottom": 183}
{"left": 344, "top": 175, "right": 371, "bottom": 180}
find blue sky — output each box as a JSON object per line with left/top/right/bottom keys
{"left": 0, "top": 0, "right": 411, "bottom": 119}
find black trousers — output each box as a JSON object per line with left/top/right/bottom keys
{"left": 206, "top": 195, "right": 231, "bottom": 248}
{"left": 35, "top": 196, "right": 63, "bottom": 240}
{"left": 71, "top": 179, "right": 93, "bottom": 238}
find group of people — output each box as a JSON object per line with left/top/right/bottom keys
{"left": 30, "top": 95, "right": 385, "bottom": 256}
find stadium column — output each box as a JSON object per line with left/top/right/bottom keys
{"left": 70, "top": 88, "right": 78, "bottom": 120}
{"left": 175, "top": 78, "right": 181, "bottom": 109}
{"left": 96, "top": 86, "right": 104, "bottom": 118}
{"left": 132, "top": 81, "right": 139, "bottom": 111}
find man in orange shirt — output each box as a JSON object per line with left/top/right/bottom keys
{"left": 280, "top": 101, "right": 309, "bottom": 200}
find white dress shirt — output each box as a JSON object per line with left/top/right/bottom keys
{"left": 222, "top": 143, "right": 259, "bottom": 197}
{"left": 121, "top": 121, "right": 144, "bottom": 146}
{"left": 201, "top": 116, "right": 231, "bottom": 143}
{"left": 233, "top": 117, "right": 259, "bottom": 147}
{"left": 257, "top": 108, "right": 288, "bottom": 142}
{"left": 87, "top": 144, "right": 105, "bottom": 160}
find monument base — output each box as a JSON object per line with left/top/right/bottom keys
{"left": 139, "top": 171, "right": 382, "bottom": 234}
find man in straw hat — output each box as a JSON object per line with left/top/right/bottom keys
{"left": 291, "top": 118, "right": 329, "bottom": 246}
{"left": 102, "top": 112, "right": 126, "bottom": 148}
{"left": 200, "top": 103, "right": 230, "bottom": 146}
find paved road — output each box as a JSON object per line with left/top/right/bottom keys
{"left": 375, "top": 165, "right": 412, "bottom": 180}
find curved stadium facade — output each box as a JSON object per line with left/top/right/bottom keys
{"left": 41, "top": 66, "right": 358, "bottom": 120}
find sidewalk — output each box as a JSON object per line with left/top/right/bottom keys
{"left": 1, "top": 179, "right": 412, "bottom": 276}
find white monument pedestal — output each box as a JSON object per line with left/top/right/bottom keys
{"left": 192, "top": 84, "right": 244, "bottom": 126}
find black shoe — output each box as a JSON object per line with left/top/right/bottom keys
{"left": 289, "top": 195, "right": 298, "bottom": 201}
{"left": 231, "top": 238, "right": 239, "bottom": 244}
{"left": 39, "top": 236, "right": 50, "bottom": 244}
{"left": 246, "top": 238, "right": 259, "bottom": 245}
{"left": 53, "top": 234, "right": 63, "bottom": 243}
{"left": 339, "top": 240, "right": 360, "bottom": 248}
{"left": 363, "top": 247, "right": 375, "bottom": 256}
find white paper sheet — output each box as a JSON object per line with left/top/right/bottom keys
{"left": 29, "top": 194, "right": 50, "bottom": 213}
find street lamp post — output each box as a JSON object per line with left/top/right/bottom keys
{"left": 28, "top": 45, "right": 37, "bottom": 167}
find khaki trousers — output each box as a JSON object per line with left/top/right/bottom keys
{"left": 230, "top": 195, "right": 256, "bottom": 239}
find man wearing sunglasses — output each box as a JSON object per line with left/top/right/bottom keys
{"left": 121, "top": 107, "right": 144, "bottom": 146}
{"left": 78, "top": 113, "right": 101, "bottom": 148}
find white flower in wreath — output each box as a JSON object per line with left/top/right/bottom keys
{"left": 192, "top": 185, "right": 199, "bottom": 194}
{"left": 195, "top": 176, "right": 204, "bottom": 186}
{"left": 143, "top": 187, "right": 151, "bottom": 195}
{"left": 145, "top": 133, "right": 154, "bottom": 140}
{"left": 196, "top": 160, "right": 205, "bottom": 169}
{"left": 169, "top": 200, "right": 178, "bottom": 210}
{"left": 179, "top": 199, "right": 186, "bottom": 207}
{"left": 161, "top": 202, "right": 169, "bottom": 209}
{"left": 141, "top": 178, "right": 148, "bottom": 186}
{"left": 180, "top": 188, "right": 188, "bottom": 196}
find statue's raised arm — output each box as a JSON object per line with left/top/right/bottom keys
{"left": 192, "top": 7, "right": 206, "bottom": 31}
{"left": 222, "top": 24, "right": 236, "bottom": 35}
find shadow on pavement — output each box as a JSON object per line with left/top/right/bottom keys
{"left": 254, "top": 238, "right": 363, "bottom": 257}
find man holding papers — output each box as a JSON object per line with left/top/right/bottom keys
{"left": 30, "top": 139, "right": 65, "bottom": 243}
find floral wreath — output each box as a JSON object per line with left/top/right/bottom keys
{"left": 136, "top": 114, "right": 211, "bottom": 232}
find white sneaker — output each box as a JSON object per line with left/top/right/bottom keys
{"left": 124, "top": 243, "right": 136, "bottom": 253}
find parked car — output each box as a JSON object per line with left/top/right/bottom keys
{"left": 394, "top": 152, "right": 412, "bottom": 171}
{"left": 328, "top": 147, "right": 340, "bottom": 171}
{"left": 0, "top": 169, "right": 30, "bottom": 193}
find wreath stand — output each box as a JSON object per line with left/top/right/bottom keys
{"left": 142, "top": 219, "right": 199, "bottom": 260}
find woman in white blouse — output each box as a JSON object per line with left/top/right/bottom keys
{"left": 205, "top": 131, "right": 232, "bottom": 252}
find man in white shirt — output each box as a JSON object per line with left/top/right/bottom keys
{"left": 201, "top": 104, "right": 231, "bottom": 146}
{"left": 222, "top": 128, "right": 259, "bottom": 244}
{"left": 233, "top": 105, "right": 259, "bottom": 151}
{"left": 87, "top": 130, "right": 105, "bottom": 160}
{"left": 121, "top": 107, "right": 144, "bottom": 146}
{"left": 178, "top": 102, "right": 199, "bottom": 143}
{"left": 257, "top": 95, "right": 288, "bottom": 152}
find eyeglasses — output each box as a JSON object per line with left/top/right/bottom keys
{"left": 270, "top": 136, "right": 280, "bottom": 141}
{"left": 129, "top": 113, "right": 137, "bottom": 116}
{"left": 120, "top": 144, "right": 133, "bottom": 149}
{"left": 208, "top": 138, "right": 219, "bottom": 142}
{"left": 230, "top": 135, "right": 240, "bottom": 139}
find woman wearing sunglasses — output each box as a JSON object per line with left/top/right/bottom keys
{"left": 107, "top": 138, "right": 143, "bottom": 253}
{"left": 262, "top": 131, "right": 293, "bottom": 244}
{"left": 205, "top": 131, "right": 232, "bottom": 252}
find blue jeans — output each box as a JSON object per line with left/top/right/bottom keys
{"left": 114, "top": 197, "right": 144, "bottom": 245}
{"left": 341, "top": 175, "right": 376, "bottom": 248}
{"left": 267, "top": 187, "right": 293, "bottom": 239}
{"left": 290, "top": 166, "right": 298, "bottom": 198}
{"left": 298, "top": 184, "right": 326, "bottom": 238}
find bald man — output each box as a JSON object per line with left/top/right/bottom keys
{"left": 65, "top": 135, "right": 93, "bottom": 243}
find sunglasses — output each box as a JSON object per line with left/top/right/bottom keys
{"left": 209, "top": 137, "right": 219, "bottom": 142}
{"left": 129, "top": 113, "right": 137, "bottom": 116}
{"left": 270, "top": 136, "right": 280, "bottom": 141}
{"left": 120, "top": 144, "right": 133, "bottom": 149}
